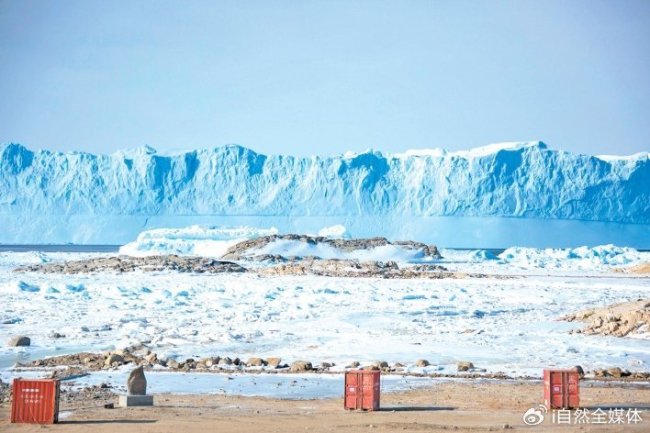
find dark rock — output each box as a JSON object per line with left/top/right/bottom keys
{"left": 218, "top": 357, "right": 232, "bottom": 366}
{"left": 8, "top": 336, "right": 30, "bottom": 347}
{"left": 573, "top": 365, "right": 585, "bottom": 378}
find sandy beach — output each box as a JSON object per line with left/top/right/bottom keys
{"left": 2, "top": 380, "right": 649, "bottom": 432}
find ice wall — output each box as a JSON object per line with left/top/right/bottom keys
{"left": 1, "top": 141, "right": 648, "bottom": 246}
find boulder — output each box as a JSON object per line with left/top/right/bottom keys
{"left": 167, "top": 359, "right": 180, "bottom": 369}
{"left": 266, "top": 357, "right": 282, "bottom": 368}
{"left": 607, "top": 367, "right": 623, "bottom": 378}
{"left": 8, "top": 336, "right": 30, "bottom": 347}
{"left": 218, "top": 357, "right": 233, "bottom": 366}
{"left": 457, "top": 361, "right": 474, "bottom": 372}
{"left": 415, "top": 359, "right": 430, "bottom": 367}
{"left": 593, "top": 369, "right": 607, "bottom": 377}
{"left": 105, "top": 353, "right": 125, "bottom": 366}
{"left": 373, "top": 361, "right": 389, "bottom": 369}
{"left": 362, "top": 365, "right": 380, "bottom": 371}
{"left": 127, "top": 366, "right": 147, "bottom": 395}
{"left": 202, "top": 357, "right": 219, "bottom": 367}
{"left": 246, "top": 357, "right": 265, "bottom": 367}
{"left": 346, "top": 361, "right": 360, "bottom": 368}
{"left": 572, "top": 365, "right": 585, "bottom": 378}
{"left": 290, "top": 361, "right": 312, "bottom": 372}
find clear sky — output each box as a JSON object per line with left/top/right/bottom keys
{"left": 0, "top": 0, "right": 648, "bottom": 156}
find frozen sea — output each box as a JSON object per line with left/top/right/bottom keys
{"left": 1, "top": 242, "right": 649, "bottom": 397}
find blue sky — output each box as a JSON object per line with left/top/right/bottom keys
{"left": 0, "top": 0, "right": 648, "bottom": 156}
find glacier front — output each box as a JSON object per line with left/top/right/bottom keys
{"left": 0, "top": 141, "right": 648, "bottom": 247}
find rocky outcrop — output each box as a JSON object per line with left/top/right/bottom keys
{"left": 220, "top": 234, "right": 441, "bottom": 261}
{"left": 258, "top": 258, "right": 477, "bottom": 279}
{"left": 562, "top": 299, "right": 650, "bottom": 337}
{"left": 21, "top": 349, "right": 650, "bottom": 382}
{"left": 15, "top": 254, "right": 489, "bottom": 279}
{"left": 15, "top": 255, "right": 247, "bottom": 274}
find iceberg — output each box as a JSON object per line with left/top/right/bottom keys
{"left": 1, "top": 141, "right": 648, "bottom": 246}
{"left": 497, "top": 244, "right": 649, "bottom": 270}
{"left": 119, "top": 226, "right": 279, "bottom": 257}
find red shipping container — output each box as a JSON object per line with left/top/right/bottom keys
{"left": 11, "top": 378, "right": 60, "bottom": 424}
{"left": 344, "top": 370, "right": 380, "bottom": 411}
{"left": 544, "top": 369, "right": 580, "bottom": 409}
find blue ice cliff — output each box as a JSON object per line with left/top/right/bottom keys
{"left": 0, "top": 141, "right": 648, "bottom": 247}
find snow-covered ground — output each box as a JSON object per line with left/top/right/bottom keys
{"left": 2, "top": 244, "right": 649, "bottom": 387}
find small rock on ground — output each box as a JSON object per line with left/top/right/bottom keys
{"left": 8, "top": 336, "right": 31, "bottom": 347}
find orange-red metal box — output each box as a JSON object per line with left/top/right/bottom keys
{"left": 344, "top": 370, "right": 380, "bottom": 411}
{"left": 11, "top": 378, "right": 60, "bottom": 424}
{"left": 544, "top": 369, "right": 579, "bottom": 409}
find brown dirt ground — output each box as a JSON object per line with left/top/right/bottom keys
{"left": 628, "top": 262, "right": 650, "bottom": 274}
{"left": 1, "top": 380, "right": 649, "bottom": 432}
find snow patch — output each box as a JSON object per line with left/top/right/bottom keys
{"left": 248, "top": 239, "right": 430, "bottom": 262}
{"left": 316, "top": 225, "right": 348, "bottom": 239}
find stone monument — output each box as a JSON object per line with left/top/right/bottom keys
{"left": 118, "top": 366, "right": 154, "bottom": 407}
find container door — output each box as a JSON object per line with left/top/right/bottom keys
{"left": 567, "top": 372, "right": 579, "bottom": 408}
{"left": 12, "top": 380, "right": 56, "bottom": 424}
{"left": 345, "top": 372, "right": 360, "bottom": 409}
{"left": 361, "top": 373, "right": 377, "bottom": 410}
{"left": 550, "top": 372, "right": 565, "bottom": 409}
